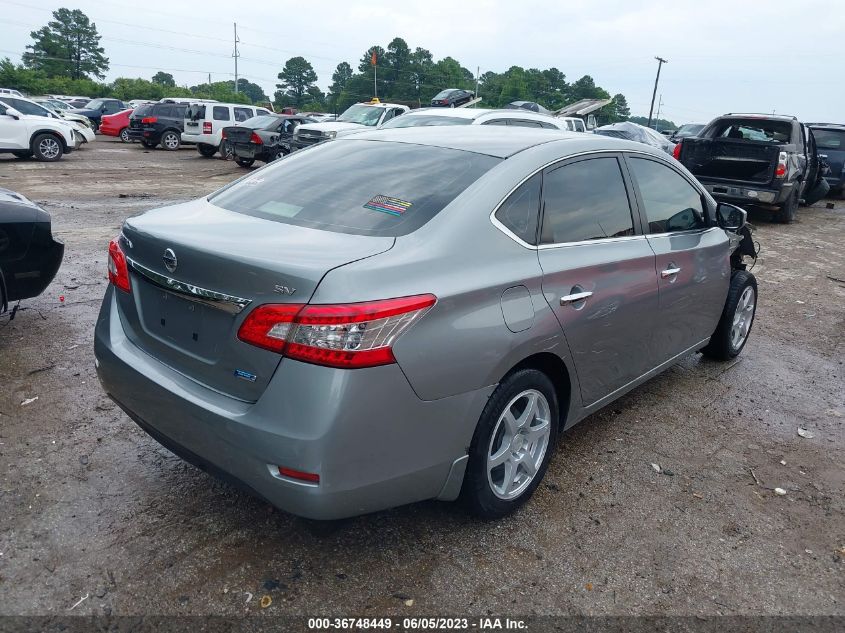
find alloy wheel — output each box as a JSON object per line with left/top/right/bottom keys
{"left": 486, "top": 389, "right": 552, "bottom": 500}
{"left": 730, "top": 285, "right": 756, "bottom": 350}
{"left": 163, "top": 133, "right": 179, "bottom": 150}
{"left": 39, "top": 137, "right": 60, "bottom": 159}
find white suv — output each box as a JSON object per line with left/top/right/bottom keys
{"left": 0, "top": 98, "right": 77, "bottom": 161}
{"left": 182, "top": 102, "right": 273, "bottom": 157}
{"left": 292, "top": 99, "right": 410, "bottom": 150}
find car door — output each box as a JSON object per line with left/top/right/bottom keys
{"left": 537, "top": 153, "right": 659, "bottom": 406}
{"left": 0, "top": 102, "right": 25, "bottom": 148}
{"left": 624, "top": 154, "right": 730, "bottom": 361}
{"left": 801, "top": 126, "right": 829, "bottom": 204}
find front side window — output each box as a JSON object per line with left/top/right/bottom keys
{"left": 213, "top": 106, "right": 230, "bottom": 121}
{"left": 495, "top": 173, "right": 541, "bottom": 244}
{"left": 812, "top": 128, "right": 845, "bottom": 150}
{"left": 3, "top": 98, "right": 50, "bottom": 117}
{"left": 509, "top": 119, "right": 543, "bottom": 129}
{"left": 540, "top": 157, "right": 634, "bottom": 244}
{"left": 628, "top": 157, "right": 706, "bottom": 233}
{"left": 84, "top": 99, "right": 105, "bottom": 110}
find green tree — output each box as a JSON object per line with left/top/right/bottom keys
{"left": 234, "top": 78, "right": 267, "bottom": 103}
{"left": 328, "top": 61, "right": 353, "bottom": 110}
{"left": 597, "top": 93, "right": 631, "bottom": 124}
{"left": 358, "top": 45, "right": 385, "bottom": 73}
{"left": 151, "top": 71, "right": 175, "bottom": 87}
{"left": 22, "top": 8, "right": 108, "bottom": 80}
{"left": 276, "top": 56, "right": 318, "bottom": 107}
{"left": 498, "top": 66, "right": 528, "bottom": 105}
{"left": 408, "top": 47, "right": 434, "bottom": 104}
{"left": 384, "top": 37, "right": 413, "bottom": 100}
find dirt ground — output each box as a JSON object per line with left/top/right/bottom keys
{"left": 0, "top": 136, "right": 843, "bottom": 619}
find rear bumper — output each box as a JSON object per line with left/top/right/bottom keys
{"left": 6, "top": 233, "right": 64, "bottom": 302}
{"left": 701, "top": 180, "right": 794, "bottom": 206}
{"left": 182, "top": 132, "right": 217, "bottom": 146}
{"left": 93, "top": 287, "right": 488, "bottom": 519}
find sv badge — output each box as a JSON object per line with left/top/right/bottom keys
{"left": 274, "top": 284, "right": 296, "bottom": 296}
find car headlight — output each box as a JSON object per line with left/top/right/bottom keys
{"left": 325, "top": 131, "right": 337, "bottom": 139}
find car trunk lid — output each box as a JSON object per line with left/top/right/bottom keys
{"left": 223, "top": 125, "right": 255, "bottom": 144}
{"left": 115, "top": 198, "right": 395, "bottom": 401}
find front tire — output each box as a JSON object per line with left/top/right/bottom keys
{"left": 119, "top": 127, "right": 130, "bottom": 143}
{"left": 462, "top": 369, "right": 558, "bottom": 519}
{"left": 701, "top": 270, "right": 757, "bottom": 361}
{"left": 31, "top": 133, "right": 63, "bottom": 161}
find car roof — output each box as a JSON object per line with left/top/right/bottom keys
{"left": 339, "top": 125, "right": 640, "bottom": 158}
{"left": 808, "top": 122, "right": 845, "bottom": 129}
{"left": 721, "top": 113, "right": 797, "bottom": 122}
{"left": 397, "top": 107, "right": 564, "bottom": 125}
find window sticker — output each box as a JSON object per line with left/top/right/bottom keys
{"left": 364, "top": 194, "right": 413, "bottom": 217}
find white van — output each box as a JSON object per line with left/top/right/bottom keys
{"left": 558, "top": 117, "right": 587, "bottom": 132}
{"left": 183, "top": 102, "right": 273, "bottom": 157}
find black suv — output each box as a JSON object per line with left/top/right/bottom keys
{"left": 128, "top": 102, "right": 188, "bottom": 150}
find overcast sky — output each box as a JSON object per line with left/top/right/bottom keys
{"left": 2, "top": 0, "right": 843, "bottom": 124}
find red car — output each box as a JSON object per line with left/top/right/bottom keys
{"left": 100, "top": 109, "right": 133, "bottom": 142}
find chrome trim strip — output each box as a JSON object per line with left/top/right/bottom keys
{"left": 126, "top": 257, "right": 252, "bottom": 315}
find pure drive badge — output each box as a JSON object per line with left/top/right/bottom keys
{"left": 234, "top": 369, "right": 257, "bottom": 382}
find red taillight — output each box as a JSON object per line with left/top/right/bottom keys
{"left": 278, "top": 466, "right": 319, "bottom": 484}
{"left": 237, "top": 294, "right": 437, "bottom": 369}
{"left": 250, "top": 132, "right": 263, "bottom": 144}
{"left": 672, "top": 140, "right": 682, "bottom": 160}
{"left": 107, "top": 237, "right": 131, "bottom": 293}
{"left": 141, "top": 116, "right": 157, "bottom": 124}
{"left": 441, "top": 99, "right": 449, "bottom": 104}
{"left": 221, "top": 130, "right": 227, "bottom": 140}
{"left": 775, "top": 151, "right": 788, "bottom": 178}
{"left": 202, "top": 121, "right": 212, "bottom": 134}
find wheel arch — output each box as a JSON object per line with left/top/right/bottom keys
{"left": 504, "top": 352, "right": 573, "bottom": 430}
{"left": 31, "top": 129, "right": 69, "bottom": 151}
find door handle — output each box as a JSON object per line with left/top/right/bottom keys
{"left": 660, "top": 267, "right": 681, "bottom": 279}
{"left": 560, "top": 291, "right": 593, "bottom": 305}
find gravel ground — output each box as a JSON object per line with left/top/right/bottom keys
{"left": 0, "top": 137, "right": 843, "bottom": 618}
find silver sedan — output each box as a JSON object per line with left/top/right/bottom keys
{"left": 95, "top": 127, "right": 757, "bottom": 519}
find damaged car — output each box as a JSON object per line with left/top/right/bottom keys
{"left": 0, "top": 189, "right": 64, "bottom": 315}
{"left": 95, "top": 127, "right": 758, "bottom": 521}
{"left": 222, "top": 114, "right": 315, "bottom": 167}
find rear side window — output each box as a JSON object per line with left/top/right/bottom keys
{"left": 234, "top": 107, "right": 253, "bottom": 122}
{"left": 210, "top": 140, "right": 500, "bottom": 237}
{"left": 813, "top": 128, "right": 845, "bottom": 150}
{"left": 540, "top": 157, "right": 634, "bottom": 244}
{"left": 213, "top": 106, "right": 230, "bottom": 121}
{"left": 495, "top": 174, "right": 541, "bottom": 244}
{"left": 628, "top": 157, "right": 706, "bottom": 233}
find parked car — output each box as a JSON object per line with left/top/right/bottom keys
{"left": 670, "top": 123, "right": 705, "bottom": 143}
{"left": 0, "top": 188, "right": 64, "bottom": 314}
{"left": 223, "top": 114, "right": 315, "bottom": 167}
{"left": 68, "top": 98, "right": 127, "bottom": 131}
{"left": 808, "top": 123, "right": 845, "bottom": 197}
{"left": 0, "top": 95, "right": 94, "bottom": 147}
{"left": 676, "top": 114, "right": 829, "bottom": 223}
{"left": 183, "top": 103, "right": 274, "bottom": 158}
{"left": 100, "top": 109, "right": 134, "bottom": 142}
{"left": 128, "top": 102, "right": 189, "bottom": 150}
{"left": 594, "top": 121, "right": 676, "bottom": 154}
{"left": 95, "top": 127, "right": 758, "bottom": 521}
{"left": 430, "top": 88, "right": 476, "bottom": 108}
{"left": 291, "top": 99, "right": 409, "bottom": 150}
{"left": 57, "top": 97, "right": 90, "bottom": 108}
{"left": 380, "top": 107, "right": 573, "bottom": 131}
{"left": 31, "top": 97, "right": 94, "bottom": 130}
{"left": 0, "top": 98, "right": 78, "bottom": 161}
{"left": 0, "top": 88, "right": 23, "bottom": 97}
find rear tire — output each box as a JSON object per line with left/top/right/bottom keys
{"left": 462, "top": 369, "right": 558, "bottom": 519}
{"left": 269, "top": 147, "right": 288, "bottom": 162}
{"left": 701, "top": 270, "right": 757, "bottom": 361}
{"left": 161, "top": 130, "right": 181, "bottom": 151}
{"left": 31, "top": 133, "right": 64, "bottom": 161}
{"left": 197, "top": 143, "right": 217, "bottom": 157}
{"left": 775, "top": 192, "right": 798, "bottom": 224}
{"left": 220, "top": 140, "right": 234, "bottom": 160}
{"left": 235, "top": 156, "right": 255, "bottom": 168}
{"left": 119, "top": 127, "right": 130, "bottom": 143}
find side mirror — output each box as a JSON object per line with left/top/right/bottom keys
{"left": 716, "top": 203, "right": 747, "bottom": 231}
{"left": 3, "top": 106, "right": 21, "bottom": 120}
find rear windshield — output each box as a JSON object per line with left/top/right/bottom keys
{"left": 186, "top": 104, "right": 206, "bottom": 120}
{"left": 711, "top": 119, "right": 792, "bottom": 143}
{"left": 433, "top": 89, "right": 457, "bottom": 100}
{"left": 209, "top": 140, "right": 500, "bottom": 237}
{"left": 132, "top": 104, "right": 153, "bottom": 117}
{"left": 241, "top": 115, "right": 280, "bottom": 129}
{"left": 812, "top": 128, "right": 845, "bottom": 150}
{"left": 381, "top": 114, "right": 471, "bottom": 129}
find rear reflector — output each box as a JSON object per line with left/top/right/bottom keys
{"left": 107, "top": 237, "right": 131, "bottom": 293}
{"left": 202, "top": 121, "right": 212, "bottom": 134}
{"left": 238, "top": 295, "right": 437, "bottom": 369}
{"left": 278, "top": 466, "right": 319, "bottom": 483}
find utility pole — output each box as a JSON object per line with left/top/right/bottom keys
{"left": 208, "top": 72, "right": 211, "bottom": 86}
{"left": 233, "top": 22, "right": 240, "bottom": 93}
{"left": 475, "top": 66, "right": 480, "bottom": 107}
{"left": 647, "top": 56, "right": 667, "bottom": 129}
{"left": 654, "top": 94, "right": 663, "bottom": 129}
